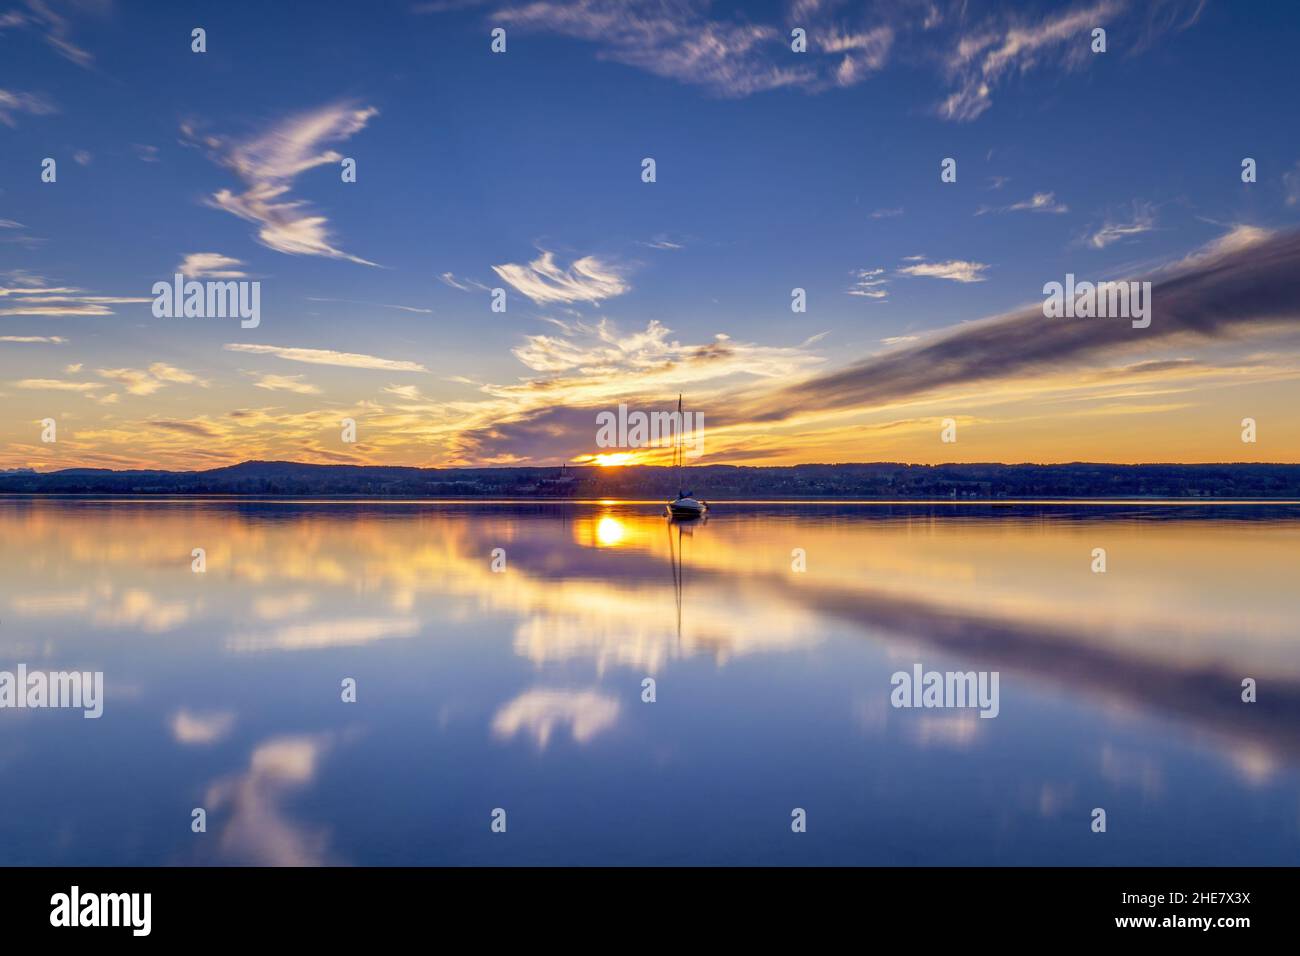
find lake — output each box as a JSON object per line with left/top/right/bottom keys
{"left": 1, "top": 498, "right": 1297, "bottom": 865}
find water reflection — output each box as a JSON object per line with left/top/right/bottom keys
{"left": 1, "top": 499, "right": 1297, "bottom": 864}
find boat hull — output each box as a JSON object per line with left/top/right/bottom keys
{"left": 666, "top": 497, "right": 707, "bottom": 519}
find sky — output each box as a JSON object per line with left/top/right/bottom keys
{"left": 2, "top": 0, "right": 1300, "bottom": 471}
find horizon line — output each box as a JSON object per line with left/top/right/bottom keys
{"left": 6, "top": 458, "right": 1300, "bottom": 476}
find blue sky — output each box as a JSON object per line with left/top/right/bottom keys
{"left": 3, "top": 0, "right": 1300, "bottom": 468}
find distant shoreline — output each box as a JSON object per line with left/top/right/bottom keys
{"left": 3, "top": 460, "right": 1299, "bottom": 500}
{"left": 4, "top": 494, "right": 1300, "bottom": 505}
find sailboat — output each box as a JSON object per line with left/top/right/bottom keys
{"left": 665, "top": 394, "right": 707, "bottom": 519}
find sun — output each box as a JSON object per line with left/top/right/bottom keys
{"left": 591, "top": 452, "right": 635, "bottom": 467}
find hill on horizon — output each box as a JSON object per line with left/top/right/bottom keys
{"left": 2, "top": 460, "right": 1299, "bottom": 499}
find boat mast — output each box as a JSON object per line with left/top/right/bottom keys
{"left": 675, "top": 393, "right": 683, "bottom": 497}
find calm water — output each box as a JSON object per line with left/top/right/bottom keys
{"left": 1, "top": 498, "right": 1297, "bottom": 866}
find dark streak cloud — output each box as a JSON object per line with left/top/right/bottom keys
{"left": 733, "top": 229, "right": 1300, "bottom": 424}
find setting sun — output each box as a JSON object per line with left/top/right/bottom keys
{"left": 592, "top": 453, "right": 636, "bottom": 467}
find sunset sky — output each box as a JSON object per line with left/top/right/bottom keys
{"left": 2, "top": 0, "right": 1299, "bottom": 471}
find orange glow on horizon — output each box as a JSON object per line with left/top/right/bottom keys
{"left": 591, "top": 452, "right": 636, "bottom": 467}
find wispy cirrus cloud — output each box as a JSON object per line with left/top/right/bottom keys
{"left": 0, "top": 274, "right": 150, "bottom": 316}
{"left": 305, "top": 296, "right": 432, "bottom": 315}
{"left": 0, "top": 87, "right": 56, "bottom": 125}
{"left": 0, "top": 0, "right": 97, "bottom": 67}
{"left": 0, "top": 219, "right": 47, "bottom": 252}
{"left": 492, "top": 250, "right": 629, "bottom": 305}
{"left": 224, "top": 343, "right": 428, "bottom": 372}
{"left": 429, "top": 0, "right": 893, "bottom": 97}
{"left": 847, "top": 267, "right": 889, "bottom": 300}
{"left": 976, "top": 191, "right": 1069, "bottom": 215}
{"left": 97, "top": 364, "right": 209, "bottom": 396}
{"left": 0, "top": 297, "right": 150, "bottom": 315}
{"left": 382, "top": 383, "right": 423, "bottom": 400}
{"left": 419, "top": 0, "right": 1202, "bottom": 114}
{"left": 184, "top": 101, "right": 379, "bottom": 265}
{"left": 640, "top": 234, "right": 685, "bottom": 251}
{"left": 1084, "top": 201, "right": 1156, "bottom": 248}
{"left": 896, "top": 258, "right": 989, "bottom": 283}
{"left": 938, "top": 0, "right": 1203, "bottom": 122}
{"left": 177, "top": 252, "right": 248, "bottom": 279}
{"left": 12, "top": 378, "right": 102, "bottom": 392}
{"left": 438, "top": 272, "right": 489, "bottom": 293}
{"left": 148, "top": 419, "right": 222, "bottom": 439}
{"left": 0, "top": 335, "right": 65, "bottom": 344}
{"left": 250, "top": 372, "right": 321, "bottom": 395}
{"left": 1283, "top": 161, "right": 1300, "bottom": 207}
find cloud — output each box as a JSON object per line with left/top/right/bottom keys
{"left": 938, "top": 0, "right": 1202, "bottom": 121}
{"left": 1168, "top": 223, "right": 1271, "bottom": 267}
{"left": 1085, "top": 201, "right": 1156, "bottom": 248}
{"left": 0, "top": 0, "right": 97, "bottom": 67}
{"left": 897, "top": 258, "right": 989, "bottom": 283}
{"left": 11, "top": 378, "right": 102, "bottom": 392}
{"left": 305, "top": 296, "right": 432, "bottom": 314}
{"left": 94, "top": 588, "right": 192, "bottom": 632}
{"left": 0, "top": 223, "right": 47, "bottom": 253}
{"left": 0, "top": 87, "right": 56, "bottom": 125}
{"left": 228, "top": 616, "right": 420, "bottom": 652}
{"left": 382, "top": 383, "right": 422, "bottom": 400}
{"left": 641, "top": 235, "right": 685, "bottom": 250}
{"left": 178, "top": 252, "right": 248, "bottom": 279}
{"left": 184, "top": 101, "right": 379, "bottom": 265}
{"left": 149, "top": 419, "right": 222, "bottom": 439}
{"left": 492, "top": 250, "right": 630, "bottom": 305}
{"left": 438, "top": 272, "right": 487, "bottom": 293}
{"left": 444, "top": 317, "right": 823, "bottom": 464}
{"left": 435, "top": 1, "right": 1202, "bottom": 111}
{"left": 847, "top": 267, "right": 889, "bottom": 299}
{"left": 251, "top": 372, "right": 321, "bottom": 395}
{"left": 204, "top": 734, "right": 336, "bottom": 865}
{"left": 977, "top": 191, "right": 1069, "bottom": 215}
{"left": 0, "top": 335, "right": 65, "bottom": 343}
{"left": 97, "top": 363, "right": 208, "bottom": 396}
{"left": 0, "top": 278, "right": 151, "bottom": 316}
{"left": 734, "top": 227, "right": 1300, "bottom": 425}
{"left": 169, "top": 709, "right": 237, "bottom": 745}
{"left": 0, "top": 304, "right": 108, "bottom": 316}
{"left": 870, "top": 207, "right": 903, "bottom": 219}
{"left": 1284, "top": 161, "right": 1300, "bottom": 207}
{"left": 491, "top": 688, "right": 621, "bottom": 748}
{"left": 224, "top": 343, "right": 428, "bottom": 372}
{"left": 449, "top": 0, "right": 872, "bottom": 97}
